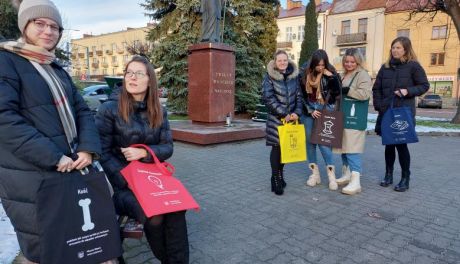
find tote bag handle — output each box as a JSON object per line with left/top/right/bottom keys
{"left": 129, "top": 144, "right": 175, "bottom": 176}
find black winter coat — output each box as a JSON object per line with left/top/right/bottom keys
{"left": 262, "top": 60, "right": 302, "bottom": 146}
{"left": 372, "top": 60, "right": 429, "bottom": 135}
{"left": 0, "top": 50, "right": 101, "bottom": 262}
{"left": 95, "top": 97, "right": 173, "bottom": 192}
{"left": 298, "top": 62, "right": 341, "bottom": 115}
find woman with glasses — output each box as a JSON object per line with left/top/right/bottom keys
{"left": 96, "top": 55, "right": 189, "bottom": 264}
{"left": 0, "top": 1, "right": 111, "bottom": 263}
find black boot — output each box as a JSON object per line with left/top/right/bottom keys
{"left": 272, "top": 172, "right": 284, "bottom": 195}
{"left": 280, "top": 169, "right": 286, "bottom": 188}
{"left": 394, "top": 170, "right": 410, "bottom": 192}
{"left": 380, "top": 166, "right": 393, "bottom": 187}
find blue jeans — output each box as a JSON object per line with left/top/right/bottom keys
{"left": 341, "top": 153, "right": 362, "bottom": 173}
{"left": 300, "top": 114, "right": 334, "bottom": 166}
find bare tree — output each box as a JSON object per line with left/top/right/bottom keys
{"left": 388, "top": 0, "right": 460, "bottom": 123}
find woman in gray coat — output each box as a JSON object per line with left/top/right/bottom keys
{"left": 262, "top": 50, "right": 302, "bottom": 195}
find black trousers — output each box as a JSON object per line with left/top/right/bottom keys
{"left": 113, "top": 190, "right": 189, "bottom": 264}
{"left": 385, "top": 144, "right": 410, "bottom": 172}
{"left": 270, "top": 146, "right": 284, "bottom": 176}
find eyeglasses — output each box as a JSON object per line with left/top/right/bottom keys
{"left": 124, "top": 71, "right": 147, "bottom": 79}
{"left": 32, "top": 19, "right": 62, "bottom": 34}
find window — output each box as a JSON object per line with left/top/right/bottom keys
{"left": 430, "top": 53, "right": 445, "bottom": 65}
{"left": 298, "top": 25, "right": 304, "bottom": 41}
{"left": 341, "top": 20, "right": 351, "bottom": 35}
{"left": 92, "top": 58, "right": 98, "bottom": 63}
{"left": 123, "top": 55, "right": 129, "bottom": 62}
{"left": 91, "top": 46, "right": 96, "bottom": 52}
{"left": 112, "top": 56, "right": 117, "bottom": 63}
{"left": 111, "top": 43, "right": 117, "bottom": 51}
{"left": 102, "top": 69, "right": 108, "bottom": 75}
{"left": 432, "top": 25, "right": 447, "bottom": 39}
{"left": 286, "top": 27, "right": 293, "bottom": 41}
{"left": 397, "top": 29, "right": 410, "bottom": 38}
{"left": 317, "top": 23, "right": 322, "bottom": 39}
{"left": 101, "top": 57, "right": 106, "bottom": 63}
{"left": 358, "top": 18, "right": 368, "bottom": 34}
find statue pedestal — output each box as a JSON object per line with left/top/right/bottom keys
{"left": 187, "top": 43, "right": 235, "bottom": 123}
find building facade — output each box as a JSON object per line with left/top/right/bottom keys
{"left": 324, "top": 0, "right": 386, "bottom": 77}
{"left": 385, "top": 0, "right": 460, "bottom": 102}
{"left": 70, "top": 25, "right": 153, "bottom": 80}
{"left": 276, "top": 0, "right": 331, "bottom": 64}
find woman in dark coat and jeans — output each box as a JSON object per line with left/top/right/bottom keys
{"left": 96, "top": 55, "right": 189, "bottom": 263}
{"left": 373, "top": 36, "right": 429, "bottom": 192}
{"left": 300, "top": 49, "right": 341, "bottom": 191}
{"left": 262, "top": 50, "right": 302, "bottom": 195}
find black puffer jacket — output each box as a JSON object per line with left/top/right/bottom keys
{"left": 0, "top": 50, "right": 101, "bottom": 262}
{"left": 298, "top": 61, "right": 341, "bottom": 115}
{"left": 372, "top": 60, "right": 429, "bottom": 135}
{"left": 262, "top": 60, "right": 302, "bottom": 146}
{"left": 95, "top": 95, "right": 173, "bottom": 191}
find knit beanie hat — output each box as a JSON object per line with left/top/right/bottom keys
{"left": 17, "top": 0, "right": 63, "bottom": 33}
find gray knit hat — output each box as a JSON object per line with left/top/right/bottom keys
{"left": 17, "top": 0, "right": 63, "bottom": 33}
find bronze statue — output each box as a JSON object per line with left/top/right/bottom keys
{"left": 200, "top": 0, "right": 223, "bottom": 43}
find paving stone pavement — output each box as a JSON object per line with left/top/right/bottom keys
{"left": 122, "top": 135, "right": 460, "bottom": 264}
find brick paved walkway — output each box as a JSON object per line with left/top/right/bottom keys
{"left": 122, "top": 135, "right": 460, "bottom": 264}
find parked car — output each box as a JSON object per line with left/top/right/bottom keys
{"left": 418, "top": 94, "right": 443, "bottom": 109}
{"left": 81, "top": 84, "right": 111, "bottom": 112}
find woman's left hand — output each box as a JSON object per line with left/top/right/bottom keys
{"left": 121, "top": 147, "right": 148, "bottom": 161}
{"left": 395, "top": 89, "right": 408, "bottom": 97}
{"left": 323, "top": 69, "right": 333, "bottom": 76}
{"left": 290, "top": 113, "right": 299, "bottom": 121}
{"left": 71, "top": 152, "right": 93, "bottom": 170}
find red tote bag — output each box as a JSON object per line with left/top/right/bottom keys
{"left": 120, "top": 144, "right": 200, "bottom": 217}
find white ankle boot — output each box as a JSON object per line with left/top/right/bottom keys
{"left": 327, "top": 165, "right": 338, "bottom": 190}
{"left": 306, "top": 163, "right": 321, "bottom": 187}
{"left": 336, "top": 165, "right": 351, "bottom": 185}
{"left": 342, "top": 171, "right": 361, "bottom": 195}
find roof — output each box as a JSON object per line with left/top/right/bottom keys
{"left": 385, "top": 0, "right": 434, "bottom": 13}
{"left": 278, "top": 2, "right": 332, "bottom": 19}
{"left": 330, "top": 0, "right": 386, "bottom": 14}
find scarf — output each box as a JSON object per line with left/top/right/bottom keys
{"left": 306, "top": 71, "right": 324, "bottom": 104}
{"left": 0, "top": 39, "right": 55, "bottom": 64}
{"left": 1, "top": 39, "right": 77, "bottom": 152}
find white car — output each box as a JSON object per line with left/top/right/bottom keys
{"left": 81, "top": 85, "right": 111, "bottom": 112}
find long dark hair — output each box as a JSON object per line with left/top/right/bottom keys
{"left": 119, "top": 55, "right": 163, "bottom": 128}
{"left": 307, "top": 49, "right": 335, "bottom": 76}
{"left": 301, "top": 49, "right": 336, "bottom": 86}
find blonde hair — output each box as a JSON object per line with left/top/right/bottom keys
{"left": 384, "top": 36, "right": 418, "bottom": 68}
{"left": 342, "top": 48, "right": 366, "bottom": 73}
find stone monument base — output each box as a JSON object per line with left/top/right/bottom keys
{"left": 171, "top": 119, "right": 265, "bottom": 145}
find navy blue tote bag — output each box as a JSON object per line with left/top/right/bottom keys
{"left": 381, "top": 97, "right": 418, "bottom": 145}
{"left": 37, "top": 167, "right": 122, "bottom": 264}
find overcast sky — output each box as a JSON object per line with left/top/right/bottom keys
{"left": 52, "top": 0, "right": 314, "bottom": 40}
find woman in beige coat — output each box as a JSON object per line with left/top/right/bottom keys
{"left": 334, "top": 48, "right": 372, "bottom": 195}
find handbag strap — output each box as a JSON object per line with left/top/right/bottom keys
{"left": 129, "top": 144, "right": 175, "bottom": 175}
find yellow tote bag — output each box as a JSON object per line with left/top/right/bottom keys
{"left": 277, "top": 119, "right": 307, "bottom": 164}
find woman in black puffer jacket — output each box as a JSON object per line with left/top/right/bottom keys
{"left": 262, "top": 50, "right": 302, "bottom": 195}
{"left": 373, "top": 37, "right": 429, "bottom": 192}
{"left": 96, "top": 56, "right": 189, "bottom": 263}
